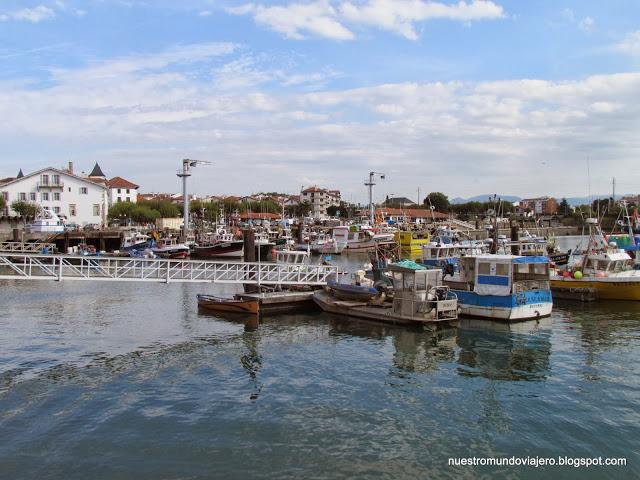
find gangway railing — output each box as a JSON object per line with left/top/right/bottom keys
{"left": 0, "top": 242, "right": 57, "bottom": 253}
{"left": 0, "top": 253, "right": 339, "bottom": 285}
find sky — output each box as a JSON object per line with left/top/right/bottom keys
{"left": 0, "top": 0, "right": 639, "bottom": 203}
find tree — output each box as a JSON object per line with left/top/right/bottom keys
{"left": 10, "top": 200, "right": 39, "bottom": 217}
{"left": 326, "top": 205, "right": 339, "bottom": 217}
{"left": 559, "top": 198, "right": 570, "bottom": 216}
{"left": 423, "top": 192, "right": 450, "bottom": 213}
{"left": 140, "top": 199, "right": 180, "bottom": 218}
{"left": 298, "top": 201, "right": 312, "bottom": 217}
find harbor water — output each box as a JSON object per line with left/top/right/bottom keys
{"left": 1, "top": 255, "right": 639, "bottom": 479}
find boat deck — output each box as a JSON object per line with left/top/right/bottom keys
{"left": 313, "top": 290, "right": 458, "bottom": 327}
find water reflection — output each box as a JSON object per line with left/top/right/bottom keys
{"left": 197, "top": 309, "right": 263, "bottom": 399}
{"left": 456, "top": 318, "right": 553, "bottom": 381}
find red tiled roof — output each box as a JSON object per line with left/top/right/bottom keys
{"left": 0, "top": 177, "right": 15, "bottom": 185}
{"left": 108, "top": 176, "right": 139, "bottom": 189}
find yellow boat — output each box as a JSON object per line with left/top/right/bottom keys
{"left": 395, "top": 230, "right": 430, "bottom": 258}
{"left": 551, "top": 218, "right": 640, "bottom": 301}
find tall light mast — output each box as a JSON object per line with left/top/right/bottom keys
{"left": 365, "top": 171, "right": 385, "bottom": 225}
{"left": 177, "top": 159, "right": 210, "bottom": 238}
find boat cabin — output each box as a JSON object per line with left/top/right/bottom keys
{"left": 451, "top": 255, "right": 550, "bottom": 295}
{"left": 580, "top": 250, "right": 632, "bottom": 275}
{"left": 276, "top": 250, "right": 310, "bottom": 265}
{"left": 387, "top": 263, "right": 458, "bottom": 320}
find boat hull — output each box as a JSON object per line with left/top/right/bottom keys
{"left": 550, "top": 277, "right": 640, "bottom": 301}
{"left": 197, "top": 295, "right": 259, "bottom": 314}
{"left": 193, "top": 241, "right": 243, "bottom": 259}
{"left": 451, "top": 289, "right": 553, "bottom": 321}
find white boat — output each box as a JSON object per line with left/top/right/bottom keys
{"left": 310, "top": 232, "right": 344, "bottom": 254}
{"left": 333, "top": 225, "right": 395, "bottom": 252}
{"left": 121, "top": 231, "right": 152, "bottom": 251}
{"left": 28, "top": 209, "right": 65, "bottom": 233}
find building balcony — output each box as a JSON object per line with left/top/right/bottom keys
{"left": 37, "top": 181, "right": 64, "bottom": 189}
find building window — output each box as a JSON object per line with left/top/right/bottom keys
{"left": 2, "top": 192, "right": 9, "bottom": 202}
{"left": 41, "top": 192, "right": 49, "bottom": 201}
{"left": 53, "top": 206, "right": 61, "bottom": 214}
{"left": 117, "top": 198, "right": 121, "bottom": 203}
{"left": 52, "top": 174, "right": 60, "bottom": 185}
{"left": 53, "top": 192, "right": 61, "bottom": 201}
{"left": 93, "top": 204, "right": 100, "bottom": 216}
{"left": 117, "top": 188, "right": 121, "bottom": 194}
{"left": 68, "top": 187, "right": 71, "bottom": 192}
{"left": 40, "top": 174, "right": 49, "bottom": 185}
{"left": 126, "top": 198, "right": 131, "bottom": 202}
{"left": 30, "top": 192, "right": 36, "bottom": 201}
{"left": 19, "top": 192, "right": 26, "bottom": 201}
{"left": 126, "top": 189, "right": 130, "bottom": 194}
{"left": 79, "top": 187, "right": 88, "bottom": 195}
{"left": 69, "top": 204, "right": 77, "bottom": 216}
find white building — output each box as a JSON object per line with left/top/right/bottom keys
{"left": 107, "top": 177, "right": 139, "bottom": 205}
{"left": 300, "top": 186, "right": 341, "bottom": 218}
{"left": 0, "top": 165, "right": 108, "bottom": 226}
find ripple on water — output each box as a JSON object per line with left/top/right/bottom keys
{"left": 0, "top": 280, "right": 639, "bottom": 479}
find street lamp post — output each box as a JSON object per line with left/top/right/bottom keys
{"left": 176, "top": 159, "right": 210, "bottom": 238}
{"left": 365, "top": 171, "right": 385, "bottom": 225}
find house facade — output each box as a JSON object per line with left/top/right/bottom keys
{"left": 0, "top": 166, "right": 108, "bottom": 226}
{"left": 107, "top": 177, "right": 139, "bottom": 205}
{"left": 300, "top": 186, "right": 341, "bottom": 218}
{"left": 517, "top": 197, "right": 558, "bottom": 215}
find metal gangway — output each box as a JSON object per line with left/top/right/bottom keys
{"left": 0, "top": 253, "right": 339, "bottom": 285}
{"left": 0, "top": 241, "right": 57, "bottom": 253}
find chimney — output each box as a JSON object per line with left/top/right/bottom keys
{"left": 68, "top": 161, "right": 73, "bottom": 174}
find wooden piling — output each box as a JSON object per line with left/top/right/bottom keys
{"left": 243, "top": 228, "right": 258, "bottom": 293}
{"left": 510, "top": 222, "right": 519, "bottom": 255}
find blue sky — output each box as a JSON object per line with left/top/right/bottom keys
{"left": 1, "top": 0, "right": 639, "bottom": 202}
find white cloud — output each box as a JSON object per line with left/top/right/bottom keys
{"left": 229, "top": 0, "right": 503, "bottom": 40}
{"left": 228, "top": 1, "right": 354, "bottom": 40}
{"left": 0, "top": 5, "right": 55, "bottom": 23}
{"left": 340, "top": 0, "right": 504, "bottom": 40}
{"left": 198, "top": 10, "right": 212, "bottom": 17}
{"left": 578, "top": 16, "right": 594, "bottom": 32}
{"left": 1, "top": 43, "right": 639, "bottom": 199}
{"left": 615, "top": 31, "right": 640, "bottom": 57}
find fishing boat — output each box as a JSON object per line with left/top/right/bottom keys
{"left": 310, "top": 232, "right": 344, "bottom": 255}
{"left": 550, "top": 218, "right": 640, "bottom": 301}
{"left": 28, "top": 209, "right": 65, "bottom": 233}
{"left": 332, "top": 225, "right": 395, "bottom": 252}
{"left": 152, "top": 237, "right": 190, "bottom": 259}
{"left": 197, "top": 294, "right": 259, "bottom": 314}
{"left": 314, "top": 262, "right": 459, "bottom": 326}
{"left": 193, "top": 229, "right": 243, "bottom": 259}
{"left": 120, "top": 231, "right": 154, "bottom": 251}
{"left": 444, "top": 255, "right": 553, "bottom": 321}
{"left": 394, "top": 230, "right": 431, "bottom": 257}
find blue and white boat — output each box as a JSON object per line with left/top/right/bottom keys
{"left": 444, "top": 255, "right": 553, "bottom": 321}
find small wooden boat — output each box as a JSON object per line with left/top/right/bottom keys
{"left": 197, "top": 294, "right": 260, "bottom": 314}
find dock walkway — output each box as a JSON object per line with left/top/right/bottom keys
{"left": 0, "top": 253, "right": 339, "bottom": 285}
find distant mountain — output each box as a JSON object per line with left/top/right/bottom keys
{"left": 564, "top": 194, "right": 630, "bottom": 206}
{"left": 450, "top": 194, "right": 521, "bottom": 205}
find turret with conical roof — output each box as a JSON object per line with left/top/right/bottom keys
{"left": 16, "top": 169, "right": 24, "bottom": 178}
{"left": 88, "top": 162, "right": 106, "bottom": 178}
